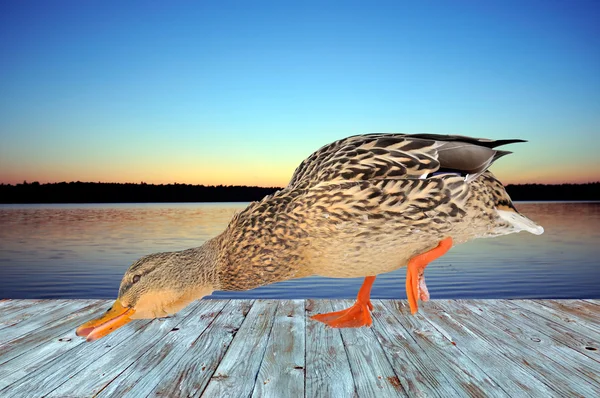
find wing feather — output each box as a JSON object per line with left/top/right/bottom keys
{"left": 288, "top": 134, "right": 440, "bottom": 189}
{"left": 288, "top": 133, "right": 521, "bottom": 188}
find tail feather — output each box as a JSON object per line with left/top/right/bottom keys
{"left": 426, "top": 137, "right": 524, "bottom": 182}
{"left": 497, "top": 209, "right": 544, "bottom": 235}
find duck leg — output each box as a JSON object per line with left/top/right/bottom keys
{"left": 406, "top": 237, "right": 453, "bottom": 314}
{"left": 311, "top": 276, "right": 376, "bottom": 327}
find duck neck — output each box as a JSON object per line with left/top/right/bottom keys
{"left": 178, "top": 236, "right": 223, "bottom": 297}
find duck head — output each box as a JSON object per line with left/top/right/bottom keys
{"left": 76, "top": 239, "right": 220, "bottom": 342}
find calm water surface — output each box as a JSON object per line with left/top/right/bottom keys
{"left": 0, "top": 202, "right": 598, "bottom": 299}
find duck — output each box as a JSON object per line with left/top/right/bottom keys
{"left": 76, "top": 133, "right": 544, "bottom": 341}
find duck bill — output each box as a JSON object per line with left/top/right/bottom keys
{"left": 76, "top": 300, "right": 135, "bottom": 342}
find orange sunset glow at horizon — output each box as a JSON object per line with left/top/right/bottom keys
{"left": 1, "top": 148, "right": 598, "bottom": 188}
{"left": 1, "top": 2, "right": 599, "bottom": 189}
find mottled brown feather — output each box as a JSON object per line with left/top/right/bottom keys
{"left": 287, "top": 133, "right": 519, "bottom": 189}
{"left": 114, "top": 133, "right": 543, "bottom": 319}
{"left": 215, "top": 133, "right": 538, "bottom": 288}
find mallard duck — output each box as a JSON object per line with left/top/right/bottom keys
{"left": 76, "top": 133, "right": 543, "bottom": 341}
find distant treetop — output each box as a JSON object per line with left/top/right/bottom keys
{"left": 0, "top": 181, "right": 598, "bottom": 204}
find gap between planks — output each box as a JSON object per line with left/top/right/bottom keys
{"left": 0, "top": 299, "right": 599, "bottom": 398}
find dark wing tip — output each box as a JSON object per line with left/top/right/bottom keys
{"left": 492, "top": 150, "right": 513, "bottom": 162}
{"left": 492, "top": 139, "right": 527, "bottom": 147}
{"left": 402, "top": 133, "right": 527, "bottom": 148}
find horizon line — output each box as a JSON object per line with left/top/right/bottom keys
{"left": 2, "top": 180, "right": 599, "bottom": 188}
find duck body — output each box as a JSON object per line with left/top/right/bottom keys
{"left": 77, "top": 132, "right": 544, "bottom": 341}
{"left": 215, "top": 133, "right": 543, "bottom": 290}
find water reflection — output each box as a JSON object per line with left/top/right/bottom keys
{"left": 0, "top": 202, "right": 598, "bottom": 299}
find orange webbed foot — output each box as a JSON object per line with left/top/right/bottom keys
{"left": 406, "top": 237, "right": 453, "bottom": 315}
{"left": 311, "top": 275, "right": 376, "bottom": 328}
{"left": 311, "top": 300, "right": 373, "bottom": 328}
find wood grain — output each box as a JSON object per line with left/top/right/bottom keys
{"left": 305, "top": 299, "right": 355, "bottom": 398}
{"left": 252, "top": 300, "right": 305, "bottom": 398}
{"left": 200, "top": 300, "right": 278, "bottom": 398}
{"left": 371, "top": 300, "right": 465, "bottom": 398}
{"left": 0, "top": 300, "right": 99, "bottom": 343}
{"left": 148, "top": 300, "right": 253, "bottom": 397}
{"left": 0, "top": 299, "right": 598, "bottom": 398}
{"left": 0, "top": 299, "right": 47, "bottom": 319}
{"left": 472, "top": 300, "right": 600, "bottom": 364}
{"left": 330, "top": 300, "right": 409, "bottom": 397}
{"left": 432, "top": 299, "right": 598, "bottom": 397}
{"left": 0, "top": 300, "right": 70, "bottom": 333}
{"left": 51, "top": 300, "right": 226, "bottom": 397}
{"left": 0, "top": 300, "right": 107, "bottom": 388}
{"left": 382, "top": 300, "right": 512, "bottom": 398}
{"left": 532, "top": 299, "right": 600, "bottom": 335}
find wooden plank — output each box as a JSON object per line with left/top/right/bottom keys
{"left": 482, "top": 300, "right": 600, "bottom": 365}
{"left": 0, "top": 300, "right": 97, "bottom": 343}
{"left": 511, "top": 300, "right": 600, "bottom": 337}
{"left": 0, "top": 299, "right": 45, "bottom": 314}
{"left": 331, "top": 300, "right": 408, "bottom": 397}
{"left": 0, "top": 299, "right": 55, "bottom": 316}
{"left": 381, "top": 300, "right": 513, "bottom": 398}
{"left": 413, "top": 300, "right": 558, "bottom": 397}
{"left": 531, "top": 300, "right": 600, "bottom": 335}
{"left": 201, "top": 300, "right": 278, "bottom": 398}
{"left": 0, "top": 301, "right": 196, "bottom": 397}
{"left": 0, "top": 300, "right": 67, "bottom": 332}
{"left": 146, "top": 300, "right": 253, "bottom": 397}
{"left": 370, "top": 300, "right": 466, "bottom": 398}
{"left": 431, "top": 300, "right": 598, "bottom": 397}
{"left": 0, "top": 300, "right": 106, "bottom": 380}
{"left": 0, "top": 299, "right": 599, "bottom": 397}
{"left": 53, "top": 300, "right": 228, "bottom": 397}
{"left": 582, "top": 299, "right": 600, "bottom": 306}
{"left": 305, "top": 299, "right": 355, "bottom": 398}
{"left": 252, "top": 300, "right": 305, "bottom": 398}
{"left": 459, "top": 300, "right": 600, "bottom": 386}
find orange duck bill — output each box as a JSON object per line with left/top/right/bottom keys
{"left": 76, "top": 300, "right": 135, "bottom": 342}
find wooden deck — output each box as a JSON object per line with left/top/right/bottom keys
{"left": 0, "top": 299, "right": 599, "bottom": 397}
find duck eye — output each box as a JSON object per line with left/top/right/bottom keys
{"left": 132, "top": 275, "right": 141, "bottom": 284}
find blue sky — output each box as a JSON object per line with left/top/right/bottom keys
{"left": 1, "top": 1, "right": 599, "bottom": 186}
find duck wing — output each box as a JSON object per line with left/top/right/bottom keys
{"left": 288, "top": 133, "right": 525, "bottom": 188}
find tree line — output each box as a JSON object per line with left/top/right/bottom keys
{"left": 0, "top": 180, "right": 598, "bottom": 203}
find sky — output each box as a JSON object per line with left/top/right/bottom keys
{"left": 1, "top": 1, "right": 599, "bottom": 187}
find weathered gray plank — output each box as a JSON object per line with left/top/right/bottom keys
{"left": 458, "top": 300, "right": 600, "bottom": 388}
{"left": 415, "top": 300, "right": 558, "bottom": 397}
{"left": 0, "top": 299, "right": 57, "bottom": 317}
{"left": 147, "top": 300, "right": 253, "bottom": 397}
{"left": 0, "top": 300, "right": 106, "bottom": 385}
{"left": 481, "top": 300, "right": 600, "bottom": 364}
{"left": 0, "top": 300, "right": 97, "bottom": 343}
{"left": 381, "top": 300, "right": 512, "bottom": 398}
{"left": 370, "top": 300, "right": 465, "bottom": 398}
{"left": 431, "top": 300, "right": 598, "bottom": 397}
{"left": 532, "top": 300, "right": 600, "bottom": 335}
{"left": 582, "top": 299, "right": 600, "bottom": 306}
{"left": 52, "top": 300, "right": 227, "bottom": 397}
{"left": 512, "top": 300, "right": 600, "bottom": 336}
{"left": 252, "top": 300, "right": 305, "bottom": 398}
{"left": 0, "top": 299, "right": 46, "bottom": 315}
{"left": 305, "top": 299, "right": 355, "bottom": 398}
{"left": 201, "top": 300, "right": 278, "bottom": 398}
{"left": 0, "top": 301, "right": 195, "bottom": 397}
{"left": 0, "top": 299, "right": 69, "bottom": 332}
{"left": 0, "top": 299, "right": 599, "bottom": 398}
{"left": 331, "top": 300, "right": 408, "bottom": 397}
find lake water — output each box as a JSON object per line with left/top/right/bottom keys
{"left": 0, "top": 202, "right": 599, "bottom": 300}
